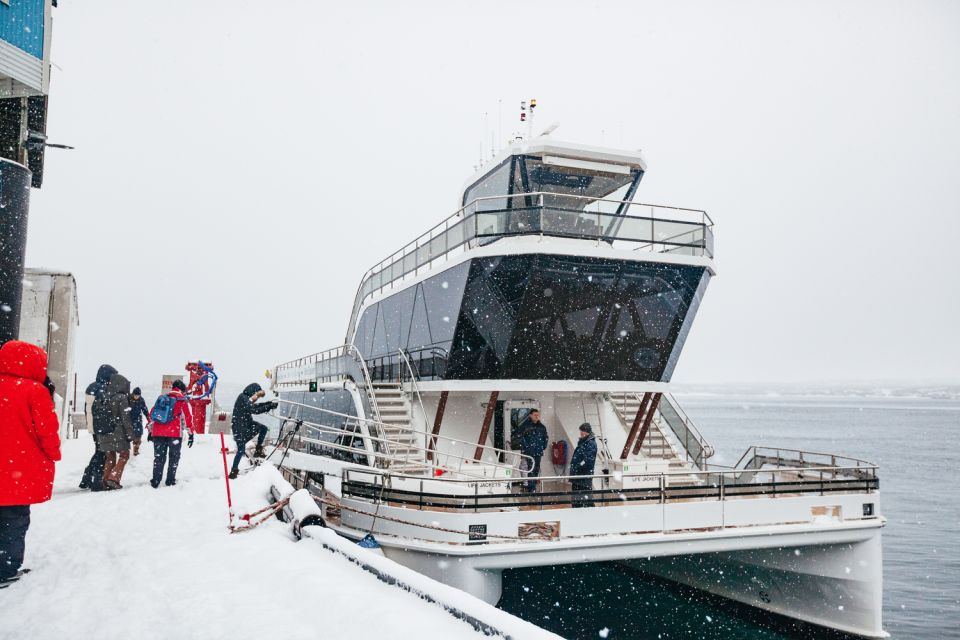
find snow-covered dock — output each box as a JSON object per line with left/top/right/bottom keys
{"left": 0, "top": 434, "right": 558, "bottom": 640}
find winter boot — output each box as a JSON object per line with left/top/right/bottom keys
{"left": 254, "top": 445, "right": 266, "bottom": 459}
{"left": 228, "top": 469, "right": 239, "bottom": 480}
{"left": 0, "top": 569, "right": 30, "bottom": 588}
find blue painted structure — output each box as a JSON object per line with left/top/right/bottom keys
{"left": 0, "top": 0, "right": 45, "bottom": 59}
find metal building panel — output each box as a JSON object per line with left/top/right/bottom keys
{"left": 0, "top": 38, "right": 43, "bottom": 93}
{"left": 0, "top": 0, "right": 45, "bottom": 59}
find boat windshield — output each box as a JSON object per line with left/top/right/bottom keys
{"left": 524, "top": 157, "right": 635, "bottom": 205}
{"left": 462, "top": 154, "right": 642, "bottom": 212}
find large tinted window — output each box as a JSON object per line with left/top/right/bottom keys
{"left": 446, "top": 255, "right": 707, "bottom": 381}
{"left": 296, "top": 389, "right": 365, "bottom": 463}
{"left": 351, "top": 254, "right": 704, "bottom": 381}
{"left": 462, "top": 159, "right": 511, "bottom": 211}
{"left": 520, "top": 156, "right": 638, "bottom": 206}
{"left": 350, "top": 261, "right": 471, "bottom": 361}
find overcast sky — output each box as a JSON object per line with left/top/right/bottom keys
{"left": 24, "top": 0, "right": 960, "bottom": 391}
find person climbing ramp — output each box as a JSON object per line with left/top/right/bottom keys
{"left": 229, "top": 383, "right": 277, "bottom": 479}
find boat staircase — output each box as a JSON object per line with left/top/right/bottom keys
{"left": 609, "top": 392, "right": 714, "bottom": 473}
{"left": 368, "top": 382, "right": 430, "bottom": 475}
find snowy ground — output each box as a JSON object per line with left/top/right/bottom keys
{"left": 0, "top": 433, "right": 553, "bottom": 640}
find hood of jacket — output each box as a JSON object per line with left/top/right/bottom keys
{"left": 0, "top": 340, "right": 48, "bottom": 383}
{"left": 242, "top": 382, "right": 263, "bottom": 397}
{"left": 96, "top": 364, "right": 118, "bottom": 384}
{"left": 106, "top": 372, "right": 130, "bottom": 396}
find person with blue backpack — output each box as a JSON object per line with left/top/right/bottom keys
{"left": 148, "top": 380, "right": 194, "bottom": 488}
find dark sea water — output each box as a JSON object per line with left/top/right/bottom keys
{"left": 498, "top": 392, "right": 960, "bottom": 639}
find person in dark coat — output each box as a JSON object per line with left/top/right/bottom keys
{"left": 79, "top": 364, "right": 117, "bottom": 491}
{"left": 570, "top": 423, "right": 598, "bottom": 508}
{"left": 0, "top": 341, "right": 61, "bottom": 587}
{"left": 229, "top": 383, "right": 277, "bottom": 479}
{"left": 100, "top": 374, "right": 134, "bottom": 490}
{"left": 128, "top": 387, "right": 150, "bottom": 456}
{"left": 514, "top": 409, "right": 549, "bottom": 492}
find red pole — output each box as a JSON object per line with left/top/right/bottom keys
{"left": 220, "top": 432, "right": 234, "bottom": 528}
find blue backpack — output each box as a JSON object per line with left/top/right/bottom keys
{"left": 150, "top": 394, "right": 178, "bottom": 424}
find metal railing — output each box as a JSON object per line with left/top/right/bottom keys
{"left": 656, "top": 394, "right": 715, "bottom": 470}
{"left": 275, "top": 398, "right": 532, "bottom": 478}
{"left": 398, "top": 348, "right": 429, "bottom": 453}
{"left": 732, "top": 446, "right": 876, "bottom": 480}
{"left": 366, "top": 345, "right": 449, "bottom": 383}
{"left": 609, "top": 393, "right": 715, "bottom": 469}
{"left": 340, "top": 457, "right": 879, "bottom": 515}
{"left": 272, "top": 343, "right": 384, "bottom": 423}
{"left": 345, "top": 192, "right": 714, "bottom": 340}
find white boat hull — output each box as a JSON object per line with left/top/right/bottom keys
{"left": 629, "top": 528, "right": 886, "bottom": 638}
{"left": 330, "top": 509, "right": 886, "bottom": 638}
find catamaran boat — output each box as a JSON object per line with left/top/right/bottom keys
{"left": 268, "top": 135, "right": 885, "bottom": 638}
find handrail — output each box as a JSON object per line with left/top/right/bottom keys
{"left": 286, "top": 428, "right": 495, "bottom": 481}
{"left": 664, "top": 393, "right": 713, "bottom": 452}
{"left": 734, "top": 446, "right": 875, "bottom": 471}
{"left": 343, "top": 461, "right": 877, "bottom": 487}
{"left": 272, "top": 343, "right": 385, "bottom": 432}
{"left": 344, "top": 191, "right": 714, "bottom": 341}
{"left": 398, "top": 348, "right": 429, "bottom": 452}
{"left": 346, "top": 343, "right": 382, "bottom": 426}
{"left": 275, "top": 399, "right": 532, "bottom": 476}
{"left": 366, "top": 345, "right": 450, "bottom": 383}
{"left": 657, "top": 393, "right": 715, "bottom": 467}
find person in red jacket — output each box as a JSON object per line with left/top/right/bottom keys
{"left": 0, "top": 340, "right": 61, "bottom": 587}
{"left": 148, "top": 380, "right": 194, "bottom": 488}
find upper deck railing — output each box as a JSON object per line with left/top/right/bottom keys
{"left": 346, "top": 192, "right": 714, "bottom": 339}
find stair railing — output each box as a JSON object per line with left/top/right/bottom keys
{"left": 651, "top": 393, "right": 714, "bottom": 470}
{"left": 397, "top": 348, "right": 430, "bottom": 454}
{"left": 345, "top": 344, "right": 383, "bottom": 426}
{"left": 275, "top": 398, "right": 531, "bottom": 478}
{"left": 664, "top": 393, "right": 715, "bottom": 460}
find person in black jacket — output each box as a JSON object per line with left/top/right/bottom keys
{"left": 79, "top": 364, "right": 117, "bottom": 491}
{"left": 570, "top": 423, "right": 598, "bottom": 508}
{"left": 514, "top": 410, "right": 549, "bottom": 492}
{"left": 128, "top": 387, "right": 150, "bottom": 456}
{"left": 229, "top": 383, "right": 277, "bottom": 479}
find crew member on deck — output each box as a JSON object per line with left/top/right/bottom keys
{"left": 570, "top": 423, "right": 598, "bottom": 507}
{"left": 516, "top": 409, "right": 549, "bottom": 493}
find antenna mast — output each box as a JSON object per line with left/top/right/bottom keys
{"left": 519, "top": 98, "right": 537, "bottom": 141}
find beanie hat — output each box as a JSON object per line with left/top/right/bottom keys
{"left": 172, "top": 380, "right": 187, "bottom": 392}
{"left": 132, "top": 387, "right": 142, "bottom": 396}
{"left": 579, "top": 423, "right": 592, "bottom": 434}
